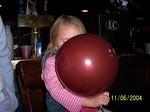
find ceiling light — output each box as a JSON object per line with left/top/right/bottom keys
{"left": 81, "top": 9, "right": 88, "bottom": 13}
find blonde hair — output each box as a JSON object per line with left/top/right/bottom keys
{"left": 42, "top": 15, "right": 87, "bottom": 66}
{"left": 47, "top": 15, "right": 86, "bottom": 51}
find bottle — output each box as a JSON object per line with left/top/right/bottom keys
{"left": 43, "top": 0, "right": 48, "bottom": 14}
{"left": 31, "top": 27, "right": 42, "bottom": 58}
{"left": 17, "top": 0, "right": 26, "bottom": 14}
{"left": 36, "top": 38, "right": 42, "bottom": 58}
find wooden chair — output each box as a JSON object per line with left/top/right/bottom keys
{"left": 16, "top": 59, "right": 46, "bottom": 112}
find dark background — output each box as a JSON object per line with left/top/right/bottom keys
{"left": 0, "top": 0, "right": 150, "bottom": 21}
{"left": 0, "top": 0, "right": 150, "bottom": 55}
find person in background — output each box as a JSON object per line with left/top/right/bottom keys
{"left": 41, "top": 15, "right": 110, "bottom": 112}
{"left": 0, "top": 16, "right": 18, "bottom": 112}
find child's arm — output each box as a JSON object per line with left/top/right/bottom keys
{"left": 41, "top": 56, "right": 85, "bottom": 112}
{"left": 41, "top": 56, "right": 110, "bottom": 112}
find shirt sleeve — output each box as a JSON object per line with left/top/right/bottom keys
{"left": 0, "top": 16, "right": 18, "bottom": 111}
{"left": 41, "top": 56, "right": 86, "bottom": 112}
{"left": 0, "top": 17, "right": 15, "bottom": 93}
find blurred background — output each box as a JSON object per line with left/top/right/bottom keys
{"left": 0, "top": 0, "right": 150, "bottom": 57}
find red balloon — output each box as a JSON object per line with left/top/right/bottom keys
{"left": 55, "top": 34, "right": 118, "bottom": 96}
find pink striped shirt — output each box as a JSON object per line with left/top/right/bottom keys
{"left": 41, "top": 56, "right": 86, "bottom": 112}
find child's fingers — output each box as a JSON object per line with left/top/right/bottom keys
{"left": 99, "top": 94, "right": 110, "bottom": 106}
{"left": 103, "top": 92, "right": 109, "bottom": 96}
{"left": 100, "top": 98, "right": 110, "bottom": 106}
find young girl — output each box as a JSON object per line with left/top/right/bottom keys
{"left": 41, "top": 15, "right": 110, "bottom": 112}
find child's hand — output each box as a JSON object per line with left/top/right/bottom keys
{"left": 83, "top": 92, "right": 110, "bottom": 108}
